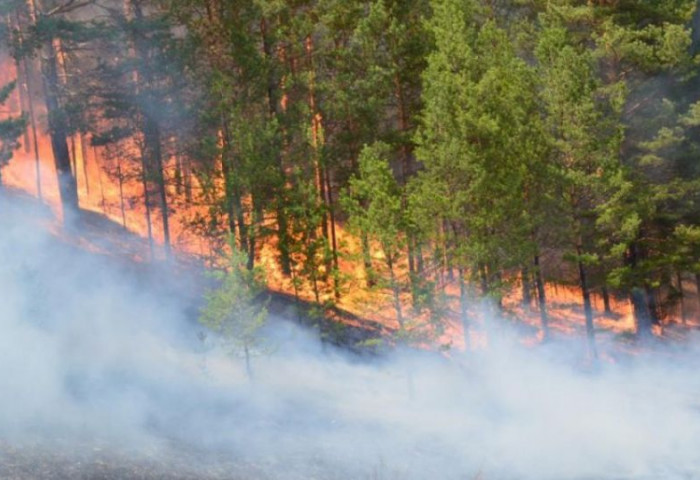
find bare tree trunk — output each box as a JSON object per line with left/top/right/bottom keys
{"left": 324, "top": 167, "right": 340, "bottom": 300}
{"left": 601, "top": 285, "right": 612, "bottom": 314}
{"left": 80, "top": 134, "right": 90, "bottom": 196}
{"left": 94, "top": 145, "right": 107, "bottom": 215}
{"left": 128, "top": 0, "right": 170, "bottom": 259}
{"left": 22, "top": 54, "right": 42, "bottom": 200}
{"left": 41, "top": 36, "right": 79, "bottom": 215}
{"left": 626, "top": 241, "right": 653, "bottom": 340}
{"left": 244, "top": 344, "right": 253, "bottom": 381}
{"left": 631, "top": 287, "right": 653, "bottom": 340}
{"left": 677, "top": 271, "right": 686, "bottom": 325}
{"left": 646, "top": 285, "right": 660, "bottom": 326}
{"left": 577, "top": 245, "right": 597, "bottom": 359}
{"left": 534, "top": 253, "right": 549, "bottom": 340}
{"left": 458, "top": 267, "right": 469, "bottom": 350}
{"left": 521, "top": 266, "right": 532, "bottom": 308}
{"left": 15, "top": 6, "right": 42, "bottom": 199}
{"left": 362, "top": 233, "right": 375, "bottom": 288}
{"left": 407, "top": 235, "right": 418, "bottom": 308}
{"left": 143, "top": 116, "right": 171, "bottom": 259}
{"left": 479, "top": 263, "right": 489, "bottom": 297}
{"left": 69, "top": 135, "right": 77, "bottom": 179}
{"left": 141, "top": 157, "right": 155, "bottom": 260}
{"left": 388, "top": 256, "right": 403, "bottom": 330}
{"left": 117, "top": 158, "right": 127, "bottom": 228}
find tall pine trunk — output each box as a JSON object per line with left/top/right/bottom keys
{"left": 601, "top": 285, "right": 612, "bottom": 314}
{"left": 387, "top": 256, "right": 404, "bottom": 330}
{"left": 645, "top": 285, "right": 660, "bottom": 326}
{"left": 130, "top": 0, "right": 170, "bottom": 259}
{"left": 41, "top": 37, "right": 78, "bottom": 215}
{"left": 534, "top": 253, "right": 549, "bottom": 340}
{"left": 261, "top": 16, "right": 291, "bottom": 276}
{"left": 521, "top": 266, "right": 532, "bottom": 308}
{"left": 677, "top": 271, "right": 686, "bottom": 324}
{"left": 361, "top": 233, "right": 375, "bottom": 288}
{"left": 143, "top": 116, "right": 171, "bottom": 259}
{"left": 576, "top": 245, "right": 596, "bottom": 358}
{"left": 325, "top": 167, "right": 341, "bottom": 299}
{"left": 18, "top": 37, "right": 42, "bottom": 199}
{"left": 140, "top": 155, "right": 155, "bottom": 260}
{"left": 220, "top": 120, "right": 250, "bottom": 263}
{"left": 626, "top": 241, "right": 653, "bottom": 339}
{"left": 117, "top": 158, "right": 127, "bottom": 228}
{"left": 458, "top": 267, "right": 469, "bottom": 350}
{"left": 305, "top": 35, "right": 332, "bottom": 278}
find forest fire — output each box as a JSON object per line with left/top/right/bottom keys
{"left": 1, "top": 0, "right": 700, "bottom": 478}
{"left": 4, "top": 196, "right": 700, "bottom": 480}
{"left": 0, "top": 57, "right": 211, "bottom": 260}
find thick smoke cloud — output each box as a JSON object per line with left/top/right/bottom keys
{"left": 1, "top": 193, "right": 700, "bottom": 479}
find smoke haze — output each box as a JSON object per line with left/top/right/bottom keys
{"left": 1, "top": 194, "right": 700, "bottom": 479}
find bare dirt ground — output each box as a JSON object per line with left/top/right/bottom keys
{"left": 0, "top": 438, "right": 263, "bottom": 480}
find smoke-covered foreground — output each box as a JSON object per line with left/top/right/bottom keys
{"left": 2, "top": 196, "right": 700, "bottom": 480}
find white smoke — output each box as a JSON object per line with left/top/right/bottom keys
{"left": 1, "top": 192, "right": 700, "bottom": 479}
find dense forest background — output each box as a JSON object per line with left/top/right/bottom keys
{"left": 1, "top": 0, "right": 700, "bottom": 353}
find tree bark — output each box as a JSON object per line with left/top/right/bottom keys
{"left": 362, "top": 232, "right": 375, "bottom": 288}
{"left": 521, "top": 266, "right": 532, "bottom": 308}
{"left": 626, "top": 241, "right": 653, "bottom": 339}
{"left": 260, "top": 16, "right": 291, "bottom": 276}
{"left": 324, "top": 166, "right": 341, "bottom": 299}
{"left": 631, "top": 287, "right": 653, "bottom": 340}
{"left": 18, "top": 41, "right": 42, "bottom": 200}
{"left": 645, "top": 285, "right": 660, "bottom": 326}
{"left": 534, "top": 253, "right": 549, "bottom": 340}
{"left": 80, "top": 134, "right": 90, "bottom": 196}
{"left": 117, "top": 158, "right": 126, "bottom": 228}
{"left": 244, "top": 344, "right": 253, "bottom": 381}
{"left": 143, "top": 115, "right": 171, "bottom": 259}
{"left": 677, "top": 271, "right": 686, "bottom": 324}
{"left": 458, "top": 267, "right": 469, "bottom": 350}
{"left": 140, "top": 154, "right": 155, "bottom": 260}
{"left": 479, "top": 263, "right": 489, "bottom": 297}
{"left": 41, "top": 37, "right": 79, "bottom": 215}
{"left": 601, "top": 285, "right": 612, "bottom": 314}
{"left": 305, "top": 35, "right": 330, "bottom": 263}
{"left": 130, "top": 0, "right": 170, "bottom": 259}
{"left": 387, "top": 255, "right": 404, "bottom": 330}
{"left": 220, "top": 120, "right": 249, "bottom": 262}
{"left": 577, "top": 245, "right": 597, "bottom": 359}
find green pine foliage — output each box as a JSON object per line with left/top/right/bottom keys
{"left": 0, "top": 81, "right": 26, "bottom": 185}
{"left": 199, "top": 241, "right": 270, "bottom": 380}
{"left": 3, "top": 0, "right": 700, "bottom": 344}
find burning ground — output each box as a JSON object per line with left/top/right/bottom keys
{"left": 3, "top": 192, "right": 700, "bottom": 480}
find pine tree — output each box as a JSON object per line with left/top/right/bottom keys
{"left": 7, "top": 0, "right": 96, "bottom": 215}
{"left": 0, "top": 81, "right": 26, "bottom": 185}
{"left": 89, "top": 0, "right": 188, "bottom": 259}
{"left": 342, "top": 142, "right": 407, "bottom": 330}
{"left": 416, "top": 0, "right": 543, "bottom": 343}
{"left": 577, "top": 0, "right": 697, "bottom": 337}
{"left": 200, "top": 240, "right": 269, "bottom": 381}
{"left": 535, "top": 13, "right": 625, "bottom": 355}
